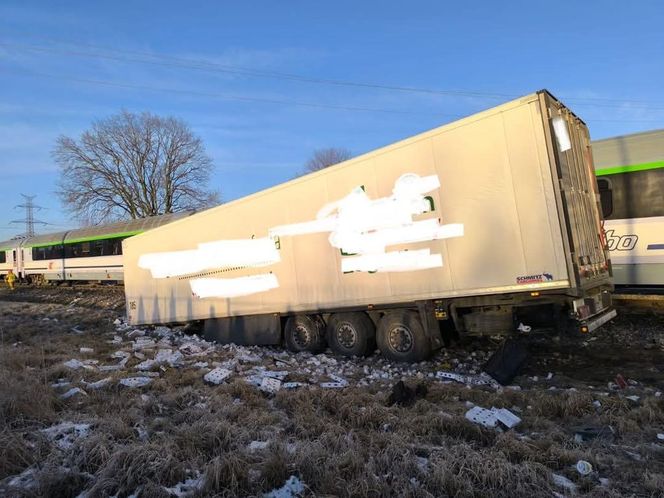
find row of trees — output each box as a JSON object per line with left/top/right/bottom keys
{"left": 54, "top": 111, "right": 352, "bottom": 224}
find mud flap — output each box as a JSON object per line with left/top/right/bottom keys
{"left": 204, "top": 313, "right": 281, "bottom": 345}
{"left": 483, "top": 339, "right": 529, "bottom": 385}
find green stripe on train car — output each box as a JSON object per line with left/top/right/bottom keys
{"left": 28, "top": 230, "right": 143, "bottom": 248}
{"left": 596, "top": 160, "right": 664, "bottom": 176}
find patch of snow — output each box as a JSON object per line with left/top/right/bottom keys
{"left": 41, "top": 422, "right": 92, "bottom": 450}
{"left": 163, "top": 473, "right": 205, "bottom": 497}
{"left": 7, "top": 466, "right": 38, "bottom": 489}
{"left": 552, "top": 473, "right": 577, "bottom": 494}
{"left": 263, "top": 475, "right": 305, "bottom": 498}
{"left": 248, "top": 441, "right": 270, "bottom": 452}
{"left": 60, "top": 387, "right": 88, "bottom": 400}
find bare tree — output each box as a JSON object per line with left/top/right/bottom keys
{"left": 301, "top": 147, "right": 353, "bottom": 175}
{"left": 53, "top": 111, "right": 219, "bottom": 223}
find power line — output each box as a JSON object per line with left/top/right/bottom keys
{"left": 0, "top": 67, "right": 464, "bottom": 117}
{"left": 2, "top": 40, "right": 663, "bottom": 111}
{"left": 2, "top": 66, "right": 662, "bottom": 124}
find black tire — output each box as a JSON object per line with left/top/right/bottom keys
{"left": 326, "top": 312, "right": 376, "bottom": 357}
{"left": 284, "top": 315, "right": 326, "bottom": 353}
{"left": 377, "top": 311, "right": 431, "bottom": 362}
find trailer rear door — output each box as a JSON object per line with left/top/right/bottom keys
{"left": 540, "top": 92, "right": 611, "bottom": 290}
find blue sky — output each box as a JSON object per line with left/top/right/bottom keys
{"left": 1, "top": 1, "right": 663, "bottom": 240}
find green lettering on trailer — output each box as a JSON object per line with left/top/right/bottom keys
{"left": 596, "top": 160, "right": 664, "bottom": 176}
{"left": 28, "top": 230, "right": 143, "bottom": 249}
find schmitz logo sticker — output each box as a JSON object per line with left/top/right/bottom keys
{"left": 516, "top": 273, "right": 554, "bottom": 284}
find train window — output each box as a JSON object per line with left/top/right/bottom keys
{"left": 597, "top": 178, "right": 613, "bottom": 218}
{"left": 0, "top": 251, "right": 5, "bottom": 264}
{"left": 602, "top": 168, "right": 664, "bottom": 220}
{"left": 32, "top": 245, "right": 64, "bottom": 260}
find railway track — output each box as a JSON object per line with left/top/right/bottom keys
{"left": 612, "top": 286, "right": 664, "bottom": 313}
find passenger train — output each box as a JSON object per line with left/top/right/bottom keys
{"left": 593, "top": 129, "right": 664, "bottom": 287}
{"left": 0, "top": 212, "right": 191, "bottom": 284}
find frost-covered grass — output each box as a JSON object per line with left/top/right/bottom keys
{"left": 0, "top": 287, "right": 663, "bottom": 497}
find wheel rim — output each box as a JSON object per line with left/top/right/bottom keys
{"left": 292, "top": 324, "right": 311, "bottom": 348}
{"left": 388, "top": 325, "right": 413, "bottom": 353}
{"left": 337, "top": 322, "right": 357, "bottom": 349}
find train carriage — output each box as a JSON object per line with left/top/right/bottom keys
{"left": 0, "top": 212, "right": 191, "bottom": 284}
{"left": 593, "top": 129, "right": 664, "bottom": 287}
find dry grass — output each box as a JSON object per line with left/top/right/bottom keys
{"left": 1, "top": 290, "right": 663, "bottom": 497}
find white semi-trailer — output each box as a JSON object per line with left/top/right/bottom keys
{"left": 123, "top": 90, "right": 615, "bottom": 362}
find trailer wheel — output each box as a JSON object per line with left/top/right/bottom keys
{"left": 377, "top": 311, "right": 431, "bottom": 362}
{"left": 327, "top": 312, "right": 376, "bottom": 357}
{"left": 284, "top": 315, "right": 326, "bottom": 353}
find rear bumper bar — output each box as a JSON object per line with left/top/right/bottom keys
{"left": 582, "top": 308, "right": 617, "bottom": 333}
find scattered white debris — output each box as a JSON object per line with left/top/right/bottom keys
{"left": 321, "top": 373, "right": 349, "bottom": 389}
{"left": 516, "top": 323, "right": 531, "bottom": 333}
{"left": 283, "top": 382, "right": 305, "bottom": 389}
{"left": 599, "top": 477, "right": 610, "bottom": 487}
{"left": 70, "top": 326, "right": 85, "bottom": 334}
{"left": 626, "top": 395, "right": 640, "bottom": 402}
{"left": 84, "top": 377, "right": 112, "bottom": 390}
{"left": 657, "top": 433, "right": 664, "bottom": 441}
{"left": 51, "top": 379, "right": 71, "bottom": 389}
{"left": 153, "top": 326, "right": 172, "bottom": 337}
{"left": 155, "top": 349, "right": 184, "bottom": 367}
{"left": 260, "top": 376, "right": 282, "bottom": 394}
{"left": 133, "top": 338, "right": 157, "bottom": 350}
{"left": 60, "top": 387, "right": 88, "bottom": 400}
{"left": 263, "top": 475, "right": 305, "bottom": 498}
{"left": 248, "top": 441, "right": 270, "bottom": 452}
{"left": 576, "top": 460, "right": 593, "bottom": 476}
{"left": 110, "top": 335, "right": 123, "bottom": 344}
{"left": 63, "top": 359, "right": 96, "bottom": 371}
{"left": 80, "top": 347, "right": 94, "bottom": 354}
{"left": 192, "top": 361, "right": 209, "bottom": 369}
{"left": 136, "top": 359, "right": 158, "bottom": 371}
{"left": 127, "top": 329, "right": 146, "bottom": 338}
{"left": 41, "top": 422, "right": 92, "bottom": 450}
{"left": 163, "top": 473, "right": 205, "bottom": 497}
{"left": 465, "top": 406, "right": 521, "bottom": 429}
{"left": 120, "top": 377, "right": 153, "bottom": 388}
{"left": 547, "top": 372, "right": 554, "bottom": 380}
{"left": 436, "top": 371, "right": 499, "bottom": 389}
{"left": 263, "top": 370, "right": 289, "bottom": 380}
{"left": 551, "top": 473, "right": 577, "bottom": 494}
{"left": 203, "top": 367, "right": 232, "bottom": 385}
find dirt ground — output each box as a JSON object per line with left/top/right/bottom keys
{"left": 0, "top": 286, "right": 663, "bottom": 498}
